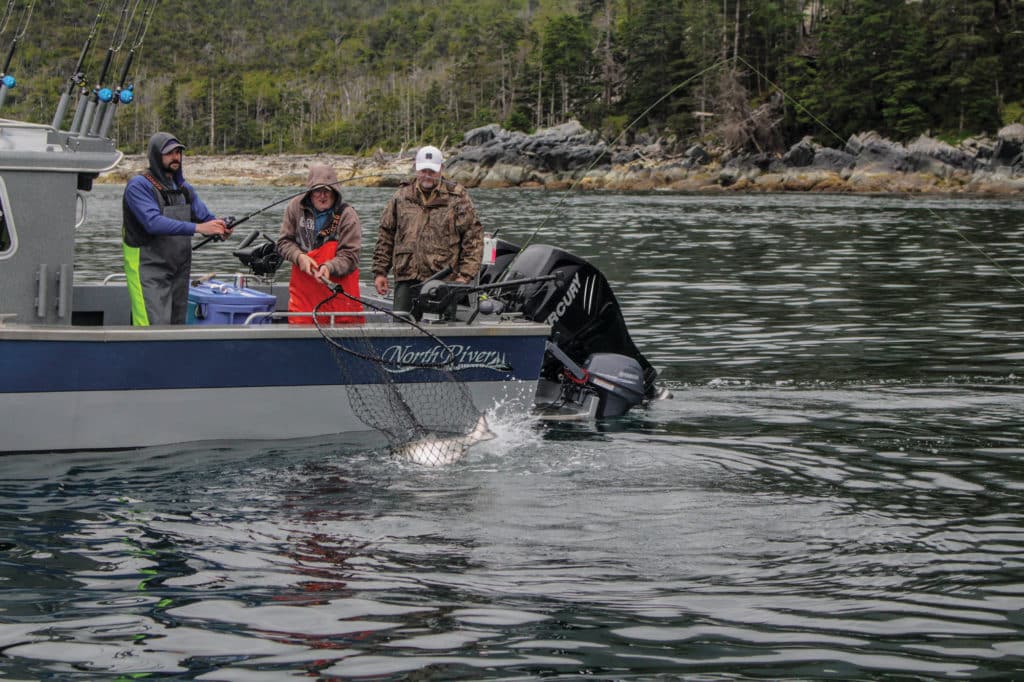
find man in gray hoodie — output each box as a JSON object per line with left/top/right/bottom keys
{"left": 276, "top": 163, "right": 363, "bottom": 324}
{"left": 122, "top": 132, "right": 231, "bottom": 325}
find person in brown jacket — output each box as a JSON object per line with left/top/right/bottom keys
{"left": 372, "top": 145, "right": 483, "bottom": 314}
{"left": 277, "top": 163, "right": 363, "bottom": 324}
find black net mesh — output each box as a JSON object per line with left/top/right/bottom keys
{"left": 313, "top": 290, "right": 490, "bottom": 466}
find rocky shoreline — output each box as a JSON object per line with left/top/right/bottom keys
{"left": 101, "top": 121, "right": 1024, "bottom": 196}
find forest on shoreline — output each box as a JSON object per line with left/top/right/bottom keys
{"left": 7, "top": 0, "right": 1022, "bottom": 161}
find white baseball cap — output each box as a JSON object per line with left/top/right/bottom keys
{"left": 415, "top": 145, "right": 444, "bottom": 172}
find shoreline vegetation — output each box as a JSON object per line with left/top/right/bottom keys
{"left": 101, "top": 121, "right": 1024, "bottom": 196}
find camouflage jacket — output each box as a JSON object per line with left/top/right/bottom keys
{"left": 372, "top": 179, "right": 483, "bottom": 282}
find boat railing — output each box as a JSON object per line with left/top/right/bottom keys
{"left": 102, "top": 273, "right": 261, "bottom": 288}
{"left": 243, "top": 310, "right": 390, "bottom": 326}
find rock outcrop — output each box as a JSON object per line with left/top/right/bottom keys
{"left": 101, "top": 121, "right": 1024, "bottom": 195}
{"left": 441, "top": 121, "right": 1024, "bottom": 194}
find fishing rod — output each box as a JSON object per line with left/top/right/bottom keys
{"left": 493, "top": 57, "right": 730, "bottom": 282}
{"left": 495, "top": 52, "right": 1024, "bottom": 299}
{"left": 0, "top": 1, "right": 16, "bottom": 38}
{"left": 729, "top": 54, "right": 1024, "bottom": 292}
{"left": 96, "top": 0, "right": 156, "bottom": 138}
{"left": 192, "top": 173, "right": 400, "bottom": 251}
{"left": 52, "top": 0, "right": 111, "bottom": 130}
{"left": 73, "top": 0, "right": 133, "bottom": 136}
{"left": 0, "top": 0, "right": 35, "bottom": 111}
{"left": 89, "top": 0, "right": 148, "bottom": 137}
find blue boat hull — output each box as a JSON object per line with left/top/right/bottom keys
{"left": 0, "top": 323, "right": 548, "bottom": 453}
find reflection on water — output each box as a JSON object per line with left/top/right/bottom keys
{"left": 1, "top": 187, "right": 1022, "bottom": 678}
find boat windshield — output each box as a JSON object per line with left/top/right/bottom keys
{"left": 0, "top": 173, "right": 20, "bottom": 257}
{"left": 0, "top": 205, "right": 10, "bottom": 255}
{"left": 0, "top": 176, "right": 12, "bottom": 256}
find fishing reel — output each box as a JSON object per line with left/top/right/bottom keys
{"left": 232, "top": 231, "right": 282, "bottom": 277}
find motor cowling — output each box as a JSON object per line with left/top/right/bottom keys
{"left": 495, "top": 243, "right": 661, "bottom": 403}
{"left": 579, "top": 353, "right": 647, "bottom": 418}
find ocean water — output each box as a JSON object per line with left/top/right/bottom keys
{"left": 2, "top": 185, "right": 1023, "bottom": 679}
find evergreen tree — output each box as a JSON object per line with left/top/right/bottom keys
{"left": 925, "top": 0, "right": 1003, "bottom": 134}
{"left": 995, "top": 0, "right": 1024, "bottom": 123}
{"left": 810, "top": 0, "right": 926, "bottom": 140}
{"left": 618, "top": 0, "right": 693, "bottom": 137}
{"left": 879, "top": 13, "right": 931, "bottom": 138}
{"left": 160, "top": 81, "right": 181, "bottom": 137}
{"left": 540, "top": 14, "right": 594, "bottom": 123}
{"left": 2, "top": 0, "right": 1017, "bottom": 152}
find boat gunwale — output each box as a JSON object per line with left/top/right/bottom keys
{"left": 0, "top": 319, "right": 551, "bottom": 342}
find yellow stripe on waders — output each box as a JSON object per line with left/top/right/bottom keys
{"left": 122, "top": 243, "right": 150, "bottom": 326}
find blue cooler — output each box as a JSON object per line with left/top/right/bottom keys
{"left": 187, "top": 279, "right": 277, "bottom": 325}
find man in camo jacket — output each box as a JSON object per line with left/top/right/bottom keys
{"left": 372, "top": 145, "right": 483, "bottom": 314}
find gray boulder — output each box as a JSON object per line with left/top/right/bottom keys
{"left": 611, "top": 149, "right": 642, "bottom": 164}
{"left": 684, "top": 145, "right": 711, "bottom": 167}
{"left": 992, "top": 123, "right": 1024, "bottom": 172}
{"left": 812, "top": 147, "right": 855, "bottom": 171}
{"left": 998, "top": 123, "right": 1024, "bottom": 143}
{"left": 846, "top": 131, "right": 911, "bottom": 171}
{"left": 452, "top": 120, "right": 608, "bottom": 174}
{"left": 782, "top": 137, "right": 817, "bottom": 167}
{"left": 908, "top": 136, "right": 975, "bottom": 169}
{"left": 463, "top": 124, "right": 503, "bottom": 146}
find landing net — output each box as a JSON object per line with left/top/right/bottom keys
{"left": 312, "top": 287, "right": 488, "bottom": 467}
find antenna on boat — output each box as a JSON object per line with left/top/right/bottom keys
{"left": 51, "top": 0, "right": 112, "bottom": 130}
{"left": 0, "top": 0, "right": 35, "bottom": 111}
{"left": 96, "top": 0, "right": 156, "bottom": 138}
{"left": 71, "top": 0, "right": 133, "bottom": 136}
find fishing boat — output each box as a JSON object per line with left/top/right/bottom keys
{"left": 0, "top": 15, "right": 663, "bottom": 456}
{"left": 0, "top": 119, "right": 546, "bottom": 453}
{"left": 0, "top": 117, "right": 664, "bottom": 454}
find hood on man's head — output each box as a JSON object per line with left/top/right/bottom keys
{"left": 147, "top": 132, "right": 186, "bottom": 187}
{"left": 415, "top": 145, "right": 443, "bottom": 172}
{"left": 305, "top": 163, "right": 340, "bottom": 198}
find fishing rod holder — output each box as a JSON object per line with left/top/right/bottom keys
{"left": 415, "top": 272, "right": 561, "bottom": 320}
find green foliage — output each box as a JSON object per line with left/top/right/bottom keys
{"left": 925, "top": 0, "right": 1004, "bottom": 134}
{"left": 600, "top": 114, "right": 629, "bottom": 143}
{"left": 2, "top": 0, "right": 1017, "bottom": 153}
{"left": 618, "top": 0, "right": 694, "bottom": 135}
{"left": 504, "top": 109, "right": 533, "bottom": 133}
{"left": 160, "top": 82, "right": 181, "bottom": 136}
{"left": 1005, "top": 102, "right": 1024, "bottom": 125}
{"left": 811, "top": 0, "right": 908, "bottom": 139}
{"left": 540, "top": 14, "right": 594, "bottom": 120}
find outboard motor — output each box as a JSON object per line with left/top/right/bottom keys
{"left": 494, "top": 243, "right": 665, "bottom": 418}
